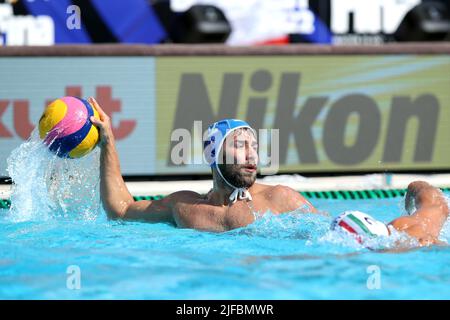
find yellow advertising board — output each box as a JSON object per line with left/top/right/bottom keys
{"left": 155, "top": 55, "right": 450, "bottom": 174}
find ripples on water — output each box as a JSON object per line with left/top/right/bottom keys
{"left": 5, "top": 128, "right": 450, "bottom": 249}
{"left": 2, "top": 129, "right": 450, "bottom": 299}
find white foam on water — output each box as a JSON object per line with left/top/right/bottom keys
{"left": 439, "top": 195, "right": 450, "bottom": 242}
{"left": 318, "top": 224, "right": 422, "bottom": 252}
{"left": 6, "top": 129, "right": 102, "bottom": 222}
{"left": 228, "top": 207, "right": 331, "bottom": 241}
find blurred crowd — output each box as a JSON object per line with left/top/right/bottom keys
{"left": 0, "top": 0, "right": 449, "bottom": 46}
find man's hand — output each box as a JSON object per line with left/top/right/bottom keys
{"left": 88, "top": 97, "right": 114, "bottom": 147}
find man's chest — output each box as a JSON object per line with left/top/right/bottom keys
{"left": 173, "top": 194, "right": 283, "bottom": 231}
{"left": 225, "top": 196, "right": 286, "bottom": 229}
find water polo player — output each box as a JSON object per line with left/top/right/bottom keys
{"left": 90, "top": 97, "right": 448, "bottom": 246}
{"left": 89, "top": 97, "right": 316, "bottom": 232}
{"left": 332, "top": 181, "right": 449, "bottom": 247}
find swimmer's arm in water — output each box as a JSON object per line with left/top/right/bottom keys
{"left": 388, "top": 181, "right": 448, "bottom": 246}
{"left": 89, "top": 97, "right": 175, "bottom": 222}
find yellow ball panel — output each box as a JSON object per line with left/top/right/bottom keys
{"left": 68, "top": 124, "right": 99, "bottom": 158}
{"left": 92, "top": 106, "right": 100, "bottom": 121}
{"left": 38, "top": 99, "right": 67, "bottom": 139}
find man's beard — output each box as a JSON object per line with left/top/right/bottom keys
{"left": 217, "top": 164, "right": 257, "bottom": 189}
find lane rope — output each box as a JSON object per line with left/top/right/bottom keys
{"left": 1, "top": 188, "right": 449, "bottom": 209}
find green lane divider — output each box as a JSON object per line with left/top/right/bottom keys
{"left": 1, "top": 188, "right": 449, "bottom": 209}
{"left": 0, "top": 199, "right": 10, "bottom": 210}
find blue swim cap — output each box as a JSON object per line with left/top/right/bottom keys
{"left": 203, "top": 119, "right": 257, "bottom": 203}
{"left": 203, "top": 119, "right": 256, "bottom": 167}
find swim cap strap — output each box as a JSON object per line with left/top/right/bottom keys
{"left": 229, "top": 188, "right": 253, "bottom": 204}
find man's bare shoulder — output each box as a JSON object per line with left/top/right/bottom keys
{"left": 253, "top": 183, "right": 314, "bottom": 212}
{"left": 254, "top": 183, "right": 299, "bottom": 198}
{"left": 167, "top": 190, "right": 204, "bottom": 203}
{"left": 168, "top": 190, "right": 227, "bottom": 231}
{"left": 250, "top": 182, "right": 274, "bottom": 194}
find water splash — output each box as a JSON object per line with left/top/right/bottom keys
{"left": 319, "top": 225, "right": 420, "bottom": 252}
{"left": 6, "top": 129, "right": 102, "bottom": 222}
{"left": 439, "top": 194, "right": 450, "bottom": 242}
{"left": 228, "top": 209, "right": 331, "bottom": 240}
{"left": 231, "top": 206, "right": 449, "bottom": 252}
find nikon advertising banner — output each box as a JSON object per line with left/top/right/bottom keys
{"left": 155, "top": 55, "right": 450, "bottom": 174}
{"left": 1, "top": 54, "right": 449, "bottom": 176}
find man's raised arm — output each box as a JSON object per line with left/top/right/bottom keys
{"left": 389, "top": 181, "right": 448, "bottom": 246}
{"left": 89, "top": 97, "right": 173, "bottom": 223}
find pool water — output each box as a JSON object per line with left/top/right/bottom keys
{"left": 1, "top": 195, "right": 449, "bottom": 300}
{"left": 1, "top": 131, "right": 450, "bottom": 299}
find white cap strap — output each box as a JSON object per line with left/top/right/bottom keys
{"left": 216, "top": 162, "right": 252, "bottom": 204}
{"left": 229, "top": 188, "right": 253, "bottom": 203}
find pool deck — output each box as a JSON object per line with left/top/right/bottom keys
{"left": 1, "top": 173, "right": 450, "bottom": 198}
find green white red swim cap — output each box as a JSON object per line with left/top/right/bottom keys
{"left": 331, "top": 211, "right": 390, "bottom": 245}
